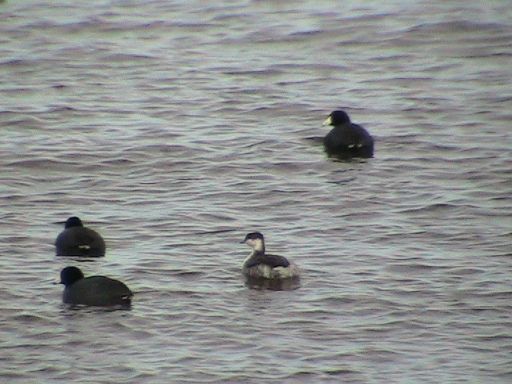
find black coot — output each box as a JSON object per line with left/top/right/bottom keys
{"left": 55, "top": 216, "right": 106, "bottom": 257}
{"left": 59, "top": 266, "right": 133, "bottom": 306}
{"left": 323, "top": 110, "right": 374, "bottom": 158}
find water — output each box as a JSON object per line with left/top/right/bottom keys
{"left": 1, "top": 0, "right": 511, "bottom": 382}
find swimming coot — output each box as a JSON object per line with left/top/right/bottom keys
{"left": 59, "top": 266, "right": 133, "bottom": 306}
{"left": 323, "top": 110, "right": 374, "bottom": 158}
{"left": 55, "top": 216, "right": 106, "bottom": 257}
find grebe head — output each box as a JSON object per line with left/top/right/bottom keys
{"left": 323, "top": 110, "right": 351, "bottom": 126}
{"left": 241, "top": 232, "right": 265, "bottom": 252}
{"left": 64, "top": 216, "right": 83, "bottom": 229}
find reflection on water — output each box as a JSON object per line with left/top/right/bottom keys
{"left": 244, "top": 276, "right": 301, "bottom": 291}
{"left": 61, "top": 303, "right": 133, "bottom": 312}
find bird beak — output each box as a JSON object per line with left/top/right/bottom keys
{"left": 240, "top": 240, "right": 246, "bottom": 244}
{"left": 322, "top": 116, "right": 332, "bottom": 126}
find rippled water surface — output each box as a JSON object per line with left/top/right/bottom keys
{"left": 1, "top": 0, "right": 511, "bottom": 382}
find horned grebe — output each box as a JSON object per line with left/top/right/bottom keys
{"left": 323, "top": 110, "right": 374, "bottom": 158}
{"left": 59, "top": 266, "right": 133, "bottom": 306}
{"left": 55, "top": 216, "right": 106, "bottom": 257}
{"left": 241, "top": 232, "right": 300, "bottom": 280}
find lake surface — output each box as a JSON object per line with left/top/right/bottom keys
{"left": 1, "top": 0, "right": 511, "bottom": 382}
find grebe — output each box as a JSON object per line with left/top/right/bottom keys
{"left": 241, "top": 232, "right": 300, "bottom": 279}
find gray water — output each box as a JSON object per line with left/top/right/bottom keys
{"left": 1, "top": 0, "right": 511, "bottom": 383}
